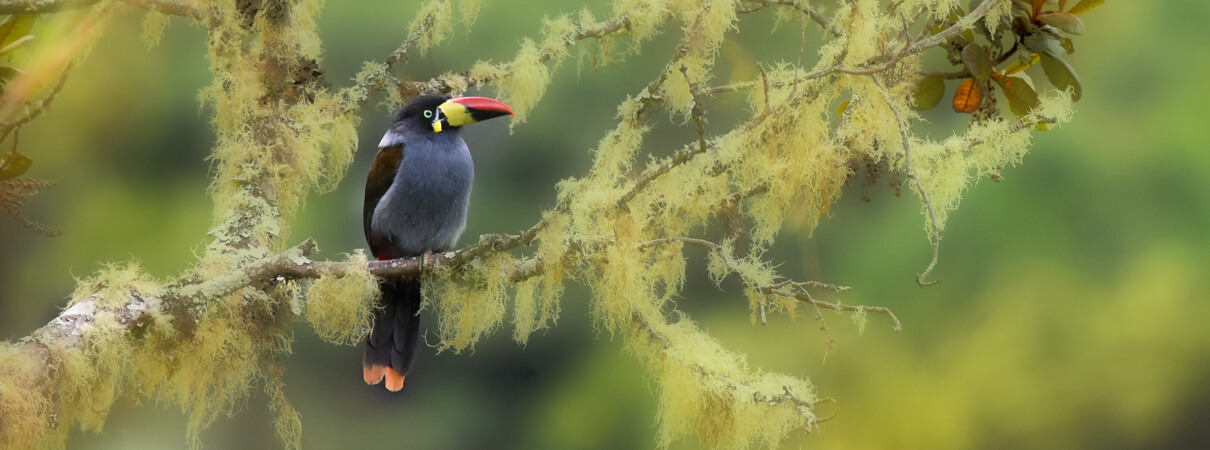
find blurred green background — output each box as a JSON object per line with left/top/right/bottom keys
{"left": 2, "top": 1, "right": 1208, "bottom": 449}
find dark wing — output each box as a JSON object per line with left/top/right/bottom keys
{"left": 364, "top": 144, "right": 404, "bottom": 255}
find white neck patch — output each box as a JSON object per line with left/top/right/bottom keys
{"left": 379, "top": 130, "right": 405, "bottom": 148}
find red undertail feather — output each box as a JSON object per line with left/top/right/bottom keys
{"left": 384, "top": 367, "right": 406, "bottom": 392}
{"left": 363, "top": 364, "right": 387, "bottom": 385}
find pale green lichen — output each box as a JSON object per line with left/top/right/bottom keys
{"left": 409, "top": 0, "right": 455, "bottom": 57}
{"left": 305, "top": 250, "right": 379, "bottom": 346}
{"left": 495, "top": 38, "right": 550, "bottom": 125}
{"left": 141, "top": 9, "right": 169, "bottom": 49}
{"left": 429, "top": 252, "right": 515, "bottom": 352}
{"left": 0, "top": 343, "right": 58, "bottom": 449}
{"left": 458, "top": 0, "right": 485, "bottom": 30}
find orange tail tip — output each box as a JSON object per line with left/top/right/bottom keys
{"left": 384, "top": 367, "right": 406, "bottom": 392}
{"left": 363, "top": 364, "right": 387, "bottom": 385}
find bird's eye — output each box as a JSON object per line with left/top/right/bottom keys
{"left": 423, "top": 110, "right": 433, "bottom": 118}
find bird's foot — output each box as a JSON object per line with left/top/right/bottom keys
{"left": 420, "top": 251, "right": 438, "bottom": 273}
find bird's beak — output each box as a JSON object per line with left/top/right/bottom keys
{"left": 433, "top": 96, "right": 514, "bottom": 133}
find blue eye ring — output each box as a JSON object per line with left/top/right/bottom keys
{"left": 424, "top": 110, "right": 434, "bottom": 118}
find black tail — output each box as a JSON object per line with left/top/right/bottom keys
{"left": 362, "top": 277, "right": 422, "bottom": 391}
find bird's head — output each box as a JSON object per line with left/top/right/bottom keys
{"left": 392, "top": 93, "right": 515, "bottom": 135}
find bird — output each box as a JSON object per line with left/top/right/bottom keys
{"left": 362, "top": 93, "right": 513, "bottom": 391}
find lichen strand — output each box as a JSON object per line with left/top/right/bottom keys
{"left": 512, "top": 214, "right": 570, "bottom": 345}
{"left": 202, "top": 0, "right": 357, "bottom": 262}
{"left": 494, "top": 38, "right": 550, "bottom": 125}
{"left": 68, "top": 262, "right": 163, "bottom": 308}
{"left": 345, "top": 61, "right": 401, "bottom": 111}
{"left": 458, "top": 0, "right": 485, "bottom": 30}
{"left": 141, "top": 9, "right": 169, "bottom": 49}
{"left": 911, "top": 91, "right": 1075, "bottom": 232}
{"left": 0, "top": 344, "right": 58, "bottom": 449}
{"left": 903, "top": 0, "right": 961, "bottom": 19}
{"left": 629, "top": 307, "right": 817, "bottom": 449}
{"left": 409, "top": 0, "right": 454, "bottom": 57}
{"left": 266, "top": 360, "right": 303, "bottom": 450}
{"left": 181, "top": 0, "right": 340, "bottom": 447}
{"left": 428, "top": 252, "right": 515, "bottom": 353}
{"left": 838, "top": 0, "right": 891, "bottom": 66}
{"left": 613, "top": 0, "right": 670, "bottom": 49}
{"left": 305, "top": 250, "right": 379, "bottom": 346}
{"left": 0, "top": 262, "right": 177, "bottom": 448}
{"left": 123, "top": 285, "right": 294, "bottom": 450}
{"left": 736, "top": 75, "right": 845, "bottom": 245}
{"left": 539, "top": 14, "right": 576, "bottom": 63}
{"left": 659, "top": 0, "right": 739, "bottom": 117}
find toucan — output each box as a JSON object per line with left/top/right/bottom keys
{"left": 362, "top": 94, "right": 514, "bottom": 391}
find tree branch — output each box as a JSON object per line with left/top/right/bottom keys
{"left": 868, "top": 73, "right": 942, "bottom": 286}
{"left": 740, "top": 0, "right": 845, "bottom": 38}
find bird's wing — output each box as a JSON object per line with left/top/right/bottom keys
{"left": 364, "top": 144, "right": 404, "bottom": 256}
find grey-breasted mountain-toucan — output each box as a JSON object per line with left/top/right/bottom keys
{"left": 362, "top": 94, "right": 513, "bottom": 391}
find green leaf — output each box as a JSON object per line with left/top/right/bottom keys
{"left": 836, "top": 99, "right": 850, "bottom": 116}
{"left": 0, "top": 15, "right": 35, "bottom": 51}
{"left": 1023, "top": 31, "right": 1065, "bottom": 56}
{"left": 1068, "top": 0, "right": 1105, "bottom": 15}
{"left": 912, "top": 76, "right": 946, "bottom": 111}
{"left": 0, "top": 152, "right": 32, "bottom": 180}
{"left": 962, "top": 43, "right": 994, "bottom": 82}
{"left": 1039, "top": 52, "right": 1083, "bottom": 101}
{"left": 995, "top": 76, "right": 1041, "bottom": 118}
{"left": 1037, "top": 12, "right": 1085, "bottom": 35}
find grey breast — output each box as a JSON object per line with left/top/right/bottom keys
{"left": 371, "top": 132, "right": 474, "bottom": 256}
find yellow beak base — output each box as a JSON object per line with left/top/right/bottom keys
{"left": 434, "top": 101, "right": 474, "bottom": 132}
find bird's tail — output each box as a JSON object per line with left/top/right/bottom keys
{"left": 362, "top": 277, "right": 422, "bottom": 392}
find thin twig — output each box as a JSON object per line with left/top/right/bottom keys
{"left": 770, "top": 288, "right": 902, "bottom": 331}
{"left": 680, "top": 65, "right": 708, "bottom": 154}
{"left": 740, "top": 0, "right": 845, "bottom": 38}
{"left": 0, "top": 63, "right": 75, "bottom": 148}
{"left": 869, "top": 74, "right": 941, "bottom": 286}
{"left": 798, "top": 284, "right": 835, "bottom": 350}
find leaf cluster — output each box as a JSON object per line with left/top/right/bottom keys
{"left": 913, "top": 0, "right": 1102, "bottom": 122}
{"left": 0, "top": 13, "right": 36, "bottom": 179}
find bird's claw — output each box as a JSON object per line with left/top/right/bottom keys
{"left": 420, "top": 251, "right": 438, "bottom": 274}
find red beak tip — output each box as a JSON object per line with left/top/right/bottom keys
{"left": 450, "top": 96, "right": 514, "bottom": 115}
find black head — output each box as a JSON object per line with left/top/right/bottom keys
{"left": 389, "top": 93, "right": 515, "bottom": 135}
{"left": 391, "top": 93, "right": 453, "bottom": 133}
